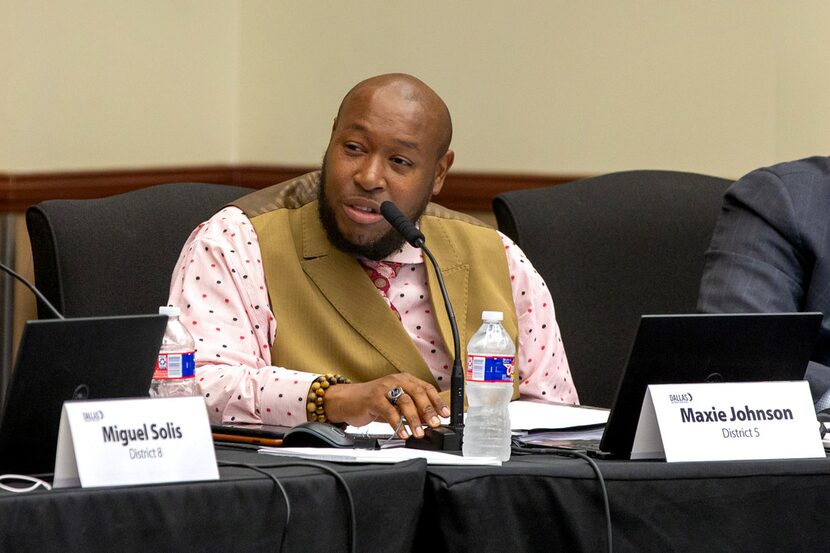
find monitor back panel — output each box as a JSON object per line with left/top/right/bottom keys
{"left": 599, "top": 312, "right": 822, "bottom": 459}
{"left": 0, "top": 314, "right": 167, "bottom": 474}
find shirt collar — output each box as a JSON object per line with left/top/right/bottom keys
{"left": 382, "top": 241, "right": 424, "bottom": 264}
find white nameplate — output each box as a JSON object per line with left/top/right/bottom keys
{"left": 631, "top": 381, "right": 824, "bottom": 462}
{"left": 53, "top": 396, "right": 219, "bottom": 488}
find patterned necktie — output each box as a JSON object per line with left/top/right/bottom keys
{"left": 358, "top": 259, "right": 403, "bottom": 320}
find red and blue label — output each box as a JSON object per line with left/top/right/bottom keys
{"left": 152, "top": 352, "right": 196, "bottom": 380}
{"left": 466, "top": 355, "right": 515, "bottom": 383}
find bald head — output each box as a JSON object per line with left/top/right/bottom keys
{"left": 320, "top": 73, "right": 456, "bottom": 259}
{"left": 335, "top": 73, "right": 453, "bottom": 159}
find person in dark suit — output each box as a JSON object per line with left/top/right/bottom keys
{"left": 697, "top": 155, "right": 830, "bottom": 407}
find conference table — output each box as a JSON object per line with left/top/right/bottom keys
{"left": 2, "top": 443, "right": 829, "bottom": 552}
{"left": 419, "top": 453, "right": 830, "bottom": 552}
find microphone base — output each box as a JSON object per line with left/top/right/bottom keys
{"left": 404, "top": 425, "right": 463, "bottom": 452}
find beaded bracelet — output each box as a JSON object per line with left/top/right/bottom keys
{"left": 306, "top": 373, "right": 351, "bottom": 426}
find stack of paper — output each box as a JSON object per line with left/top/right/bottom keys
{"left": 346, "top": 400, "right": 609, "bottom": 438}
{"left": 259, "top": 446, "right": 502, "bottom": 466}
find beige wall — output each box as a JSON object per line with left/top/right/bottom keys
{"left": 0, "top": 2, "right": 12, "bottom": 169}
{"left": 236, "top": 1, "right": 785, "bottom": 178}
{"left": 1, "top": 0, "right": 238, "bottom": 171}
{"left": 773, "top": 1, "right": 830, "bottom": 162}
{"left": 2, "top": 0, "right": 829, "bottom": 178}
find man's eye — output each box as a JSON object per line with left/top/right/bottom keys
{"left": 345, "top": 143, "right": 363, "bottom": 153}
{"left": 391, "top": 157, "right": 412, "bottom": 167}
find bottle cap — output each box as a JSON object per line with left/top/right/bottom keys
{"left": 159, "top": 305, "right": 181, "bottom": 317}
{"left": 481, "top": 310, "right": 504, "bottom": 322}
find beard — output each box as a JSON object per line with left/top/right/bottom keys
{"left": 317, "top": 159, "right": 431, "bottom": 261}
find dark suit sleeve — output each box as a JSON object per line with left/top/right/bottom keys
{"left": 698, "top": 167, "right": 830, "bottom": 401}
{"left": 698, "top": 168, "right": 806, "bottom": 314}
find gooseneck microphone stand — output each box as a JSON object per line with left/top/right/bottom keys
{"left": 380, "top": 202, "right": 463, "bottom": 451}
{"left": 0, "top": 261, "right": 64, "bottom": 319}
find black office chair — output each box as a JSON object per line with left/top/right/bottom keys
{"left": 493, "top": 170, "right": 732, "bottom": 408}
{"left": 26, "top": 182, "right": 254, "bottom": 319}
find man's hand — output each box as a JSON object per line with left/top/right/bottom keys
{"left": 324, "top": 374, "right": 450, "bottom": 439}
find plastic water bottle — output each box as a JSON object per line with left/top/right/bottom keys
{"left": 149, "top": 306, "right": 197, "bottom": 397}
{"left": 463, "top": 310, "right": 515, "bottom": 461}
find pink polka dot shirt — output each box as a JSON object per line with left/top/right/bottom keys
{"left": 167, "top": 207, "right": 578, "bottom": 426}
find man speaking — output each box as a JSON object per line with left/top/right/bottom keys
{"left": 166, "top": 73, "right": 578, "bottom": 439}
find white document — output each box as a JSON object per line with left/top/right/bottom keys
{"left": 259, "top": 446, "right": 502, "bottom": 466}
{"left": 53, "top": 396, "right": 219, "bottom": 488}
{"left": 346, "top": 400, "right": 609, "bottom": 437}
{"left": 516, "top": 426, "right": 605, "bottom": 447}
{"left": 507, "top": 400, "right": 609, "bottom": 431}
{"left": 631, "top": 381, "right": 824, "bottom": 462}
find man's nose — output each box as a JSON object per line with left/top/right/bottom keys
{"left": 354, "top": 156, "right": 386, "bottom": 191}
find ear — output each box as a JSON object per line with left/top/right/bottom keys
{"left": 430, "top": 149, "right": 454, "bottom": 195}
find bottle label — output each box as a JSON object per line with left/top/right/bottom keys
{"left": 153, "top": 352, "right": 196, "bottom": 380}
{"left": 466, "top": 354, "right": 515, "bottom": 383}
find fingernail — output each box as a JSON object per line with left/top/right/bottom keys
{"left": 399, "top": 429, "right": 409, "bottom": 439}
{"left": 441, "top": 407, "right": 450, "bottom": 417}
{"left": 415, "top": 426, "right": 424, "bottom": 438}
{"left": 431, "top": 416, "right": 440, "bottom": 426}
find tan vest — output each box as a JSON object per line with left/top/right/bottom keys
{"left": 234, "top": 172, "right": 519, "bottom": 397}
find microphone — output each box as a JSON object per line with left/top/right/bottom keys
{"left": 379, "top": 202, "right": 425, "bottom": 248}
{"left": 0, "top": 261, "right": 65, "bottom": 320}
{"left": 380, "top": 201, "right": 463, "bottom": 451}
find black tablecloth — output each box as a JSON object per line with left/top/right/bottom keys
{"left": 0, "top": 445, "right": 425, "bottom": 553}
{"left": 418, "top": 451, "right": 830, "bottom": 553}
{"left": 3, "top": 445, "right": 830, "bottom": 552}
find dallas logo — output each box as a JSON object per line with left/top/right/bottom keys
{"left": 669, "top": 393, "right": 693, "bottom": 404}
{"left": 82, "top": 410, "right": 105, "bottom": 422}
